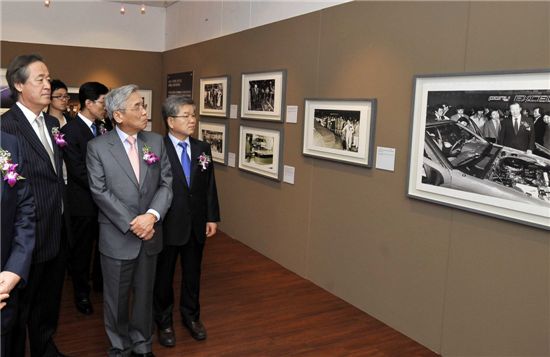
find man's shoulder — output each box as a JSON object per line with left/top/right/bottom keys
{"left": 1, "top": 131, "right": 18, "bottom": 150}
{"left": 140, "top": 131, "right": 163, "bottom": 143}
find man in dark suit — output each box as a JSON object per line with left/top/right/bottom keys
{"left": 1, "top": 54, "right": 68, "bottom": 357}
{"left": 154, "top": 96, "right": 220, "bottom": 347}
{"left": 1, "top": 131, "right": 36, "bottom": 357}
{"left": 87, "top": 84, "right": 172, "bottom": 357}
{"left": 498, "top": 102, "right": 535, "bottom": 153}
{"left": 61, "top": 81, "right": 109, "bottom": 315}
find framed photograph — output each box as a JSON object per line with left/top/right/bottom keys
{"left": 1, "top": 68, "right": 14, "bottom": 115}
{"left": 66, "top": 87, "right": 80, "bottom": 119}
{"left": 137, "top": 89, "right": 152, "bottom": 120}
{"left": 240, "top": 70, "right": 286, "bottom": 122}
{"left": 198, "top": 119, "right": 228, "bottom": 165}
{"left": 238, "top": 124, "right": 284, "bottom": 181}
{"left": 199, "top": 76, "right": 230, "bottom": 118}
{"left": 302, "top": 99, "right": 377, "bottom": 167}
{"left": 407, "top": 70, "right": 550, "bottom": 230}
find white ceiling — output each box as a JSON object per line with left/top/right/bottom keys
{"left": 109, "top": 1, "right": 179, "bottom": 8}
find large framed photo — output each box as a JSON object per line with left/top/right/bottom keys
{"left": 407, "top": 70, "right": 550, "bottom": 230}
{"left": 238, "top": 124, "right": 284, "bottom": 181}
{"left": 198, "top": 119, "right": 228, "bottom": 165}
{"left": 240, "top": 70, "right": 286, "bottom": 122}
{"left": 302, "top": 99, "right": 377, "bottom": 167}
{"left": 200, "top": 75, "right": 229, "bottom": 117}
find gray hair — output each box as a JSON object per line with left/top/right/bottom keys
{"left": 162, "top": 96, "right": 195, "bottom": 130}
{"left": 105, "top": 84, "right": 139, "bottom": 120}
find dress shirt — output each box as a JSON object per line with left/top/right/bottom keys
{"left": 168, "top": 132, "right": 191, "bottom": 163}
{"left": 16, "top": 102, "right": 53, "bottom": 150}
{"left": 78, "top": 112, "right": 97, "bottom": 135}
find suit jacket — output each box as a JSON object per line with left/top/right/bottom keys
{"left": 61, "top": 116, "right": 98, "bottom": 216}
{"left": 534, "top": 116, "right": 546, "bottom": 146}
{"left": 1, "top": 132, "right": 35, "bottom": 285}
{"left": 86, "top": 129, "right": 173, "bottom": 260}
{"left": 163, "top": 136, "right": 220, "bottom": 246}
{"left": 1, "top": 104, "right": 64, "bottom": 263}
{"left": 498, "top": 115, "right": 535, "bottom": 152}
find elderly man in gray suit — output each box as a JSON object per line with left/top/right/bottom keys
{"left": 87, "top": 84, "right": 173, "bottom": 357}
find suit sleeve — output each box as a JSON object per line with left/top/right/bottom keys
{"left": 528, "top": 119, "right": 536, "bottom": 151}
{"left": 61, "top": 125, "right": 89, "bottom": 189}
{"left": 205, "top": 144, "right": 220, "bottom": 222}
{"left": 147, "top": 139, "right": 173, "bottom": 219}
{"left": 4, "top": 141, "right": 36, "bottom": 286}
{"left": 86, "top": 139, "right": 134, "bottom": 234}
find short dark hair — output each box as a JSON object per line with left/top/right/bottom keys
{"left": 50, "top": 79, "right": 68, "bottom": 98}
{"left": 79, "top": 81, "right": 109, "bottom": 108}
{"left": 162, "top": 96, "right": 195, "bottom": 130}
{"left": 6, "top": 54, "right": 45, "bottom": 101}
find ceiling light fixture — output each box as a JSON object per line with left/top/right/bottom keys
{"left": 44, "top": 0, "right": 50, "bottom": 7}
{"left": 120, "top": 4, "right": 125, "bottom": 15}
{"left": 140, "top": 4, "right": 146, "bottom": 15}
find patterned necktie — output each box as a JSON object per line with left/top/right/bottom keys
{"left": 35, "top": 115, "right": 57, "bottom": 173}
{"left": 178, "top": 141, "right": 191, "bottom": 186}
{"left": 91, "top": 123, "right": 97, "bottom": 137}
{"left": 126, "top": 136, "right": 140, "bottom": 183}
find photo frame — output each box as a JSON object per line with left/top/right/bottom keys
{"left": 1, "top": 68, "right": 13, "bottom": 115}
{"left": 198, "top": 118, "right": 228, "bottom": 165}
{"left": 238, "top": 124, "right": 284, "bottom": 181}
{"left": 407, "top": 70, "right": 550, "bottom": 230}
{"left": 199, "top": 75, "right": 230, "bottom": 118}
{"left": 302, "top": 99, "right": 377, "bottom": 167}
{"left": 240, "top": 70, "right": 286, "bottom": 122}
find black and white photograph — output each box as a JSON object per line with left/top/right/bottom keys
{"left": 408, "top": 70, "right": 550, "bottom": 230}
{"left": 302, "top": 99, "right": 376, "bottom": 167}
{"left": 238, "top": 125, "right": 283, "bottom": 180}
{"left": 1, "top": 68, "right": 14, "bottom": 115}
{"left": 241, "top": 70, "right": 286, "bottom": 122}
{"left": 200, "top": 76, "right": 229, "bottom": 117}
{"left": 198, "top": 119, "right": 228, "bottom": 165}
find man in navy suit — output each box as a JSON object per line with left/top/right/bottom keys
{"left": 153, "top": 96, "right": 220, "bottom": 347}
{"left": 498, "top": 102, "right": 535, "bottom": 153}
{"left": 1, "top": 54, "right": 68, "bottom": 357}
{"left": 0, "top": 131, "right": 35, "bottom": 357}
{"left": 62, "top": 81, "right": 109, "bottom": 315}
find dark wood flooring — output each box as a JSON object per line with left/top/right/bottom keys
{"left": 56, "top": 232, "right": 438, "bottom": 356}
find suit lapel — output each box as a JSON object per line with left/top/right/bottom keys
{"left": 44, "top": 115, "right": 62, "bottom": 175}
{"left": 76, "top": 116, "right": 95, "bottom": 140}
{"left": 164, "top": 136, "right": 188, "bottom": 189}
{"left": 10, "top": 105, "right": 53, "bottom": 171}
{"left": 137, "top": 132, "right": 148, "bottom": 188}
{"left": 108, "top": 131, "right": 139, "bottom": 188}
{"left": 189, "top": 138, "right": 201, "bottom": 188}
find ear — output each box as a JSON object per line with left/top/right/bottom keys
{"left": 14, "top": 82, "right": 24, "bottom": 93}
{"left": 113, "top": 111, "right": 123, "bottom": 125}
{"left": 167, "top": 117, "right": 174, "bottom": 130}
{"left": 85, "top": 99, "right": 94, "bottom": 110}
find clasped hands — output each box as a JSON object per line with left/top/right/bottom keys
{"left": 130, "top": 213, "right": 156, "bottom": 240}
{"left": 0, "top": 271, "right": 21, "bottom": 310}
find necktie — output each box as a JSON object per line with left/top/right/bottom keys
{"left": 178, "top": 141, "right": 191, "bottom": 186}
{"left": 91, "top": 123, "right": 97, "bottom": 137}
{"left": 35, "top": 116, "right": 57, "bottom": 173}
{"left": 514, "top": 118, "right": 519, "bottom": 134}
{"left": 126, "top": 136, "right": 140, "bottom": 183}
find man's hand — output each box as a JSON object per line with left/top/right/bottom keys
{"left": 205, "top": 222, "right": 217, "bottom": 238}
{"left": 0, "top": 271, "right": 21, "bottom": 295}
{"left": 0, "top": 293, "right": 10, "bottom": 310}
{"left": 130, "top": 213, "right": 156, "bottom": 241}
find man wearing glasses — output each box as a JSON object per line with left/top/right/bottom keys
{"left": 61, "top": 81, "right": 109, "bottom": 316}
{"left": 87, "top": 84, "right": 172, "bottom": 357}
{"left": 48, "top": 79, "right": 72, "bottom": 127}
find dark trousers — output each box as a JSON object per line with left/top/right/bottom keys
{"left": 1, "top": 288, "right": 20, "bottom": 357}
{"left": 68, "top": 215, "right": 99, "bottom": 297}
{"left": 10, "top": 247, "right": 67, "bottom": 357}
{"left": 153, "top": 237, "right": 205, "bottom": 329}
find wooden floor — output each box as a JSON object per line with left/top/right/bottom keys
{"left": 55, "top": 232, "right": 438, "bottom": 356}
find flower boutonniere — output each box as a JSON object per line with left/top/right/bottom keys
{"left": 142, "top": 145, "right": 160, "bottom": 165}
{"left": 198, "top": 152, "right": 211, "bottom": 171}
{"left": 0, "top": 148, "right": 25, "bottom": 187}
{"left": 522, "top": 122, "right": 531, "bottom": 131}
{"left": 51, "top": 127, "right": 67, "bottom": 147}
{"left": 98, "top": 123, "right": 108, "bottom": 135}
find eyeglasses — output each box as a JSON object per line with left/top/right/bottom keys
{"left": 171, "top": 114, "right": 196, "bottom": 120}
{"left": 52, "top": 95, "right": 70, "bottom": 100}
{"left": 95, "top": 100, "right": 106, "bottom": 106}
{"left": 120, "top": 103, "right": 148, "bottom": 111}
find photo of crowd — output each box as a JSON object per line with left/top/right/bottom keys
{"left": 203, "top": 83, "right": 224, "bottom": 110}
{"left": 312, "top": 109, "right": 360, "bottom": 152}
{"left": 248, "top": 79, "right": 275, "bottom": 112}
{"left": 201, "top": 129, "right": 223, "bottom": 154}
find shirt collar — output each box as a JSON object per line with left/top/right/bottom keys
{"left": 16, "top": 102, "right": 44, "bottom": 124}
{"left": 168, "top": 132, "right": 190, "bottom": 148}
{"left": 77, "top": 112, "right": 95, "bottom": 129}
{"left": 115, "top": 125, "right": 137, "bottom": 144}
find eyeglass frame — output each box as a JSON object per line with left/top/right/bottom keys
{"left": 51, "top": 95, "right": 71, "bottom": 101}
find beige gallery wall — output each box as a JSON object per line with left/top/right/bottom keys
{"left": 163, "top": 2, "right": 550, "bottom": 355}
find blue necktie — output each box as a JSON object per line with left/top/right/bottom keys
{"left": 91, "top": 123, "right": 97, "bottom": 137}
{"left": 178, "top": 141, "right": 191, "bottom": 186}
